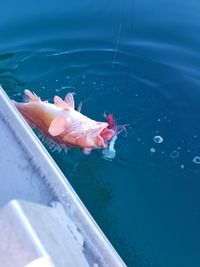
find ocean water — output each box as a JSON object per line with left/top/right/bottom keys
{"left": 1, "top": 0, "right": 200, "bottom": 266}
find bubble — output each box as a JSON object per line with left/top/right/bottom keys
{"left": 170, "top": 150, "right": 180, "bottom": 159}
{"left": 150, "top": 148, "right": 156, "bottom": 153}
{"left": 180, "top": 164, "right": 184, "bottom": 169}
{"left": 193, "top": 156, "right": 200, "bottom": 164}
{"left": 153, "top": 135, "right": 163, "bottom": 144}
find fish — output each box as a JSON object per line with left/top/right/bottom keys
{"left": 14, "top": 90, "right": 116, "bottom": 153}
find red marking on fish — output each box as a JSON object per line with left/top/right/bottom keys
{"left": 107, "top": 114, "right": 115, "bottom": 129}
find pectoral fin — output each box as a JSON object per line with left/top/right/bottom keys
{"left": 76, "top": 135, "right": 94, "bottom": 147}
{"left": 48, "top": 115, "right": 67, "bottom": 136}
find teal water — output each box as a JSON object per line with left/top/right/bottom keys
{"left": 1, "top": 1, "right": 200, "bottom": 266}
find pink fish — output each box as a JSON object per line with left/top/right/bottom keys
{"left": 14, "top": 90, "right": 116, "bottom": 153}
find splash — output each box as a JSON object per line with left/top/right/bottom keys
{"left": 102, "top": 135, "right": 117, "bottom": 159}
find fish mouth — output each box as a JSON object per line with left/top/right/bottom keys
{"left": 101, "top": 113, "right": 128, "bottom": 143}
{"left": 100, "top": 128, "right": 115, "bottom": 142}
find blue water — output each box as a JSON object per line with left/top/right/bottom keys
{"left": 1, "top": 1, "right": 200, "bottom": 266}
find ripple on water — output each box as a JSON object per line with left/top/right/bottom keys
{"left": 170, "top": 150, "right": 180, "bottom": 159}
{"left": 193, "top": 156, "right": 200, "bottom": 164}
{"left": 153, "top": 135, "right": 163, "bottom": 143}
{"left": 150, "top": 147, "right": 156, "bottom": 153}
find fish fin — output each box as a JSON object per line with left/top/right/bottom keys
{"left": 24, "top": 89, "right": 40, "bottom": 102}
{"left": 86, "top": 127, "right": 107, "bottom": 148}
{"left": 48, "top": 115, "right": 67, "bottom": 136}
{"left": 76, "top": 135, "right": 94, "bottom": 147}
{"left": 77, "top": 101, "right": 82, "bottom": 112}
{"left": 63, "top": 132, "right": 76, "bottom": 144}
{"left": 64, "top": 93, "right": 75, "bottom": 109}
{"left": 96, "top": 135, "right": 106, "bottom": 148}
{"left": 54, "top": 96, "right": 70, "bottom": 110}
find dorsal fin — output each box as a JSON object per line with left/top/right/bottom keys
{"left": 24, "top": 89, "right": 40, "bottom": 102}
{"left": 64, "top": 93, "right": 75, "bottom": 109}
{"left": 77, "top": 101, "right": 82, "bottom": 112}
{"left": 54, "top": 96, "right": 70, "bottom": 110}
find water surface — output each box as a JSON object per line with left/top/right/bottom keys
{"left": 1, "top": 1, "right": 200, "bottom": 266}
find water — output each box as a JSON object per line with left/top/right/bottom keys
{"left": 1, "top": 0, "right": 200, "bottom": 266}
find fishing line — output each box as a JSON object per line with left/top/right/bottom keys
{"left": 112, "top": 22, "right": 122, "bottom": 68}
{"left": 130, "top": 0, "right": 135, "bottom": 33}
{"left": 112, "top": 0, "right": 135, "bottom": 68}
